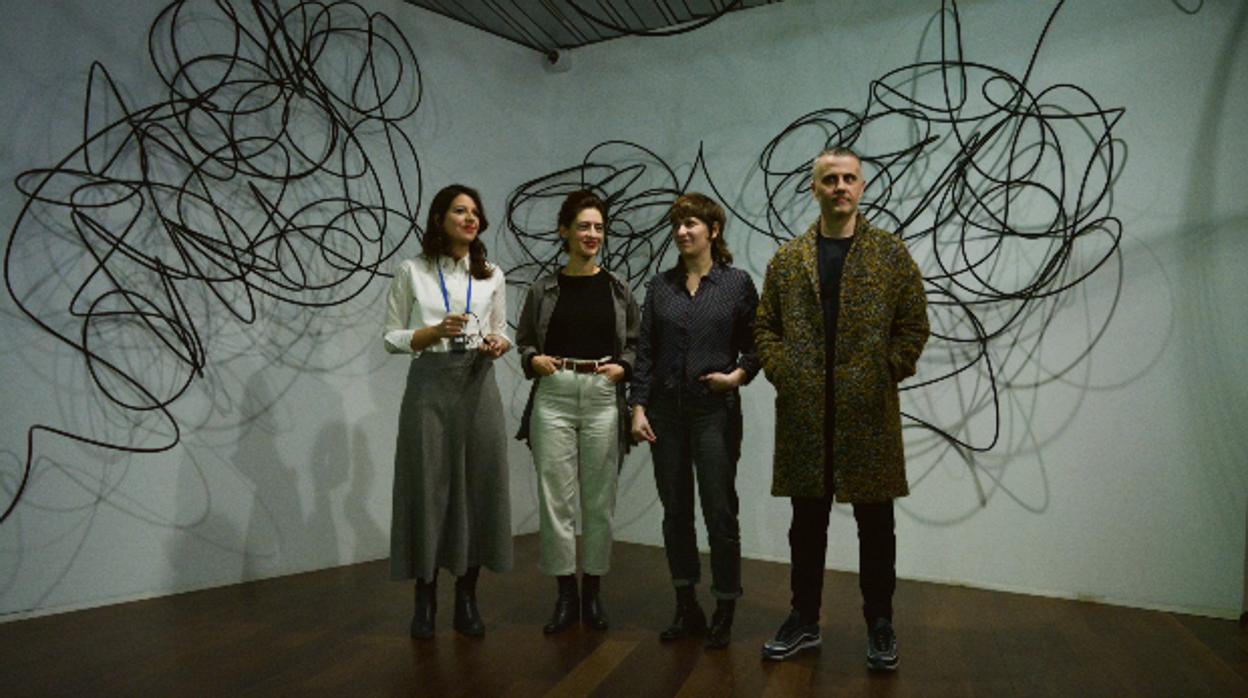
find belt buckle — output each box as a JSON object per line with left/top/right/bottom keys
{"left": 557, "top": 357, "right": 600, "bottom": 374}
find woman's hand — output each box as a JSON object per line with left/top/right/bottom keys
{"left": 596, "top": 362, "right": 625, "bottom": 384}
{"left": 631, "top": 405, "right": 656, "bottom": 443}
{"left": 479, "top": 334, "right": 511, "bottom": 358}
{"left": 531, "top": 354, "right": 560, "bottom": 376}
{"left": 699, "top": 368, "right": 745, "bottom": 393}
{"left": 434, "top": 313, "right": 469, "bottom": 338}
{"left": 409, "top": 314, "right": 469, "bottom": 352}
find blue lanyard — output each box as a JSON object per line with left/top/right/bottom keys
{"left": 436, "top": 262, "right": 472, "bottom": 314}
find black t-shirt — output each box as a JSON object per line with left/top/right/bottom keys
{"left": 545, "top": 271, "right": 616, "bottom": 360}
{"left": 817, "top": 233, "right": 854, "bottom": 481}
{"left": 817, "top": 234, "right": 855, "bottom": 362}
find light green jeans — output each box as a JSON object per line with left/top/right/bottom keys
{"left": 530, "top": 369, "right": 620, "bottom": 576}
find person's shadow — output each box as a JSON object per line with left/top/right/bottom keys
{"left": 345, "top": 422, "right": 387, "bottom": 561}
{"left": 306, "top": 406, "right": 348, "bottom": 569}
{"left": 235, "top": 371, "right": 305, "bottom": 579}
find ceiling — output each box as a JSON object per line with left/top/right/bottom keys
{"left": 403, "top": 0, "right": 783, "bottom": 57}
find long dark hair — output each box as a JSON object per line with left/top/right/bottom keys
{"left": 421, "top": 184, "right": 492, "bottom": 280}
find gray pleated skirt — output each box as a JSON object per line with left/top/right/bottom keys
{"left": 390, "top": 351, "right": 513, "bottom": 580}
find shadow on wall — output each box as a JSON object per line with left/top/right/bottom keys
{"left": 347, "top": 422, "right": 387, "bottom": 561}
{"left": 163, "top": 365, "right": 306, "bottom": 603}
{"left": 0, "top": 449, "right": 139, "bottom": 613}
{"left": 161, "top": 341, "right": 392, "bottom": 599}
{"left": 0, "top": 290, "right": 397, "bottom": 613}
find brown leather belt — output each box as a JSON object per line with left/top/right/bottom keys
{"left": 557, "top": 357, "right": 606, "bottom": 374}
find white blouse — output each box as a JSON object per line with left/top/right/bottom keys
{"left": 382, "top": 254, "right": 510, "bottom": 355}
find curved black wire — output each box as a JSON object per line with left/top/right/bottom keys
{"left": 1170, "top": 0, "right": 1204, "bottom": 15}
{"left": 503, "top": 0, "right": 1127, "bottom": 457}
{"left": 2, "top": 0, "right": 424, "bottom": 525}
{"left": 502, "top": 139, "right": 695, "bottom": 293}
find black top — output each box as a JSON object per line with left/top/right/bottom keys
{"left": 630, "top": 263, "right": 760, "bottom": 405}
{"left": 817, "top": 234, "right": 854, "bottom": 451}
{"left": 544, "top": 270, "right": 616, "bottom": 360}
{"left": 817, "top": 234, "right": 855, "bottom": 361}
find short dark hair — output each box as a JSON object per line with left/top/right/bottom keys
{"left": 668, "top": 192, "right": 732, "bottom": 267}
{"left": 557, "top": 190, "right": 608, "bottom": 251}
{"left": 422, "top": 184, "right": 492, "bottom": 280}
{"left": 814, "top": 146, "right": 861, "bottom": 166}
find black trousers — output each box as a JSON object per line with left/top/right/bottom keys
{"left": 788, "top": 383, "right": 896, "bottom": 625}
{"left": 788, "top": 497, "right": 895, "bottom": 625}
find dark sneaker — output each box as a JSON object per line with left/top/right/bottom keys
{"left": 761, "top": 611, "right": 821, "bottom": 660}
{"left": 866, "top": 618, "right": 898, "bottom": 671}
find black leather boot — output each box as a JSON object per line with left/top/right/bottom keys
{"left": 453, "top": 566, "right": 485, "bottom": 637}
{"left": 543, "top": 575, "right": 579, "bottom": 634}
{"left": 410, "top": 575, "right": 437, "bottom": 639}
{"left": 705, "top": 599, "right": 735, "bottom": 649}
{"left": 660, "top": 585, "right": 707, "bottom": 641}
{"left": 581, "top": 574, "right": 609, "bottom": 630}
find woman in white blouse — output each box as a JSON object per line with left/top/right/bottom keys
{"left": 383, "top": 184, "right": 512, "bottom": 640}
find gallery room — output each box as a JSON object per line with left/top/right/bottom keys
{"left": 1, "top": 0, "right": 1244, "bottom": 694}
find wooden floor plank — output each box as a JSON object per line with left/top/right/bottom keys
{"left": 0, "top": 534, "right": 1244, "bottom": 697}
{"left": 760, "top": 661, "right": 813, "bottom": 697}
{"left": 544, "top": 638, "right": 638, "bottom": 697}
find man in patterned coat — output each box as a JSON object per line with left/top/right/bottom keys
{"left": 755, "top": 147, "right": 929, "bottom": 669}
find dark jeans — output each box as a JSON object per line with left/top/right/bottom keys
{"left": 647, "top": 392, "right": 743, "bottom": 599}
{"left": 789, "top": 497, "right": 895, "bottom": 625}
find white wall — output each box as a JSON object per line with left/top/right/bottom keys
{"left": 543, "top": 0, "right": 1247, "bottom": 618}
{"left": 2, "top": 0, "right": 1244, "bottom": 620}
{"left": 0, "top": 0, "right": 556, "bottom": 617}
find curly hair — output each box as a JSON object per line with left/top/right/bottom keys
{"left": 557, "top": 190, "right": 608, "bottom": 252}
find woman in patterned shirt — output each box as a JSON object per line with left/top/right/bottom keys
{"left": 629, "top": 193, "right": 760, "bottom": 649}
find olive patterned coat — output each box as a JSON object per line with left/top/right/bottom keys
{"left": 754, "top": 215, "right": 929, "bottom": 502}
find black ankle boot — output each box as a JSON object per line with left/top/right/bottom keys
{"left": 660, "top": 585, "right": 706, "bottom": 641}
{"left": 410, "top": 576, "right": 437, "bottom": 639}
{"left": 581, "top": 574, "right": 609, "bottom": 630}
{"left": 705, "top": 599, "right": 735, "bottom": 649}
{"left": 453, "top": 567, "right": 485, "bottom": 637}
{"left": 543, "top": 575, "right": 579, "bottom": 634}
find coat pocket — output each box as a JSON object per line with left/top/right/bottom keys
{"left": 849, "top": 359, "right": 893, "bottom": 419}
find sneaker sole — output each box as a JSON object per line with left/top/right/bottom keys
{"left": 867, "top": 655, "right": 898, "bottom": 672}
{"left": 761, "top": 635, "right": 821, "bottom": 661}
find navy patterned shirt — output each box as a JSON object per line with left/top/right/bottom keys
{"left": 629, "top": 263, "right": 761, "bottom": 406}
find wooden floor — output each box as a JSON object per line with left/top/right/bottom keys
{"left": 2, "top": 534, "right": 1245, "bottom": 697}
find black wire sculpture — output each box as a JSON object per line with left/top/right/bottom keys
{"left": 3, "top": 0, "right": 1140, "bottom": 525}
{"left": 2, "top": 0, "right": 424, "bottom": 525}
{"left": 503, "top": 0, "right": 1127, "bottom": 475}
